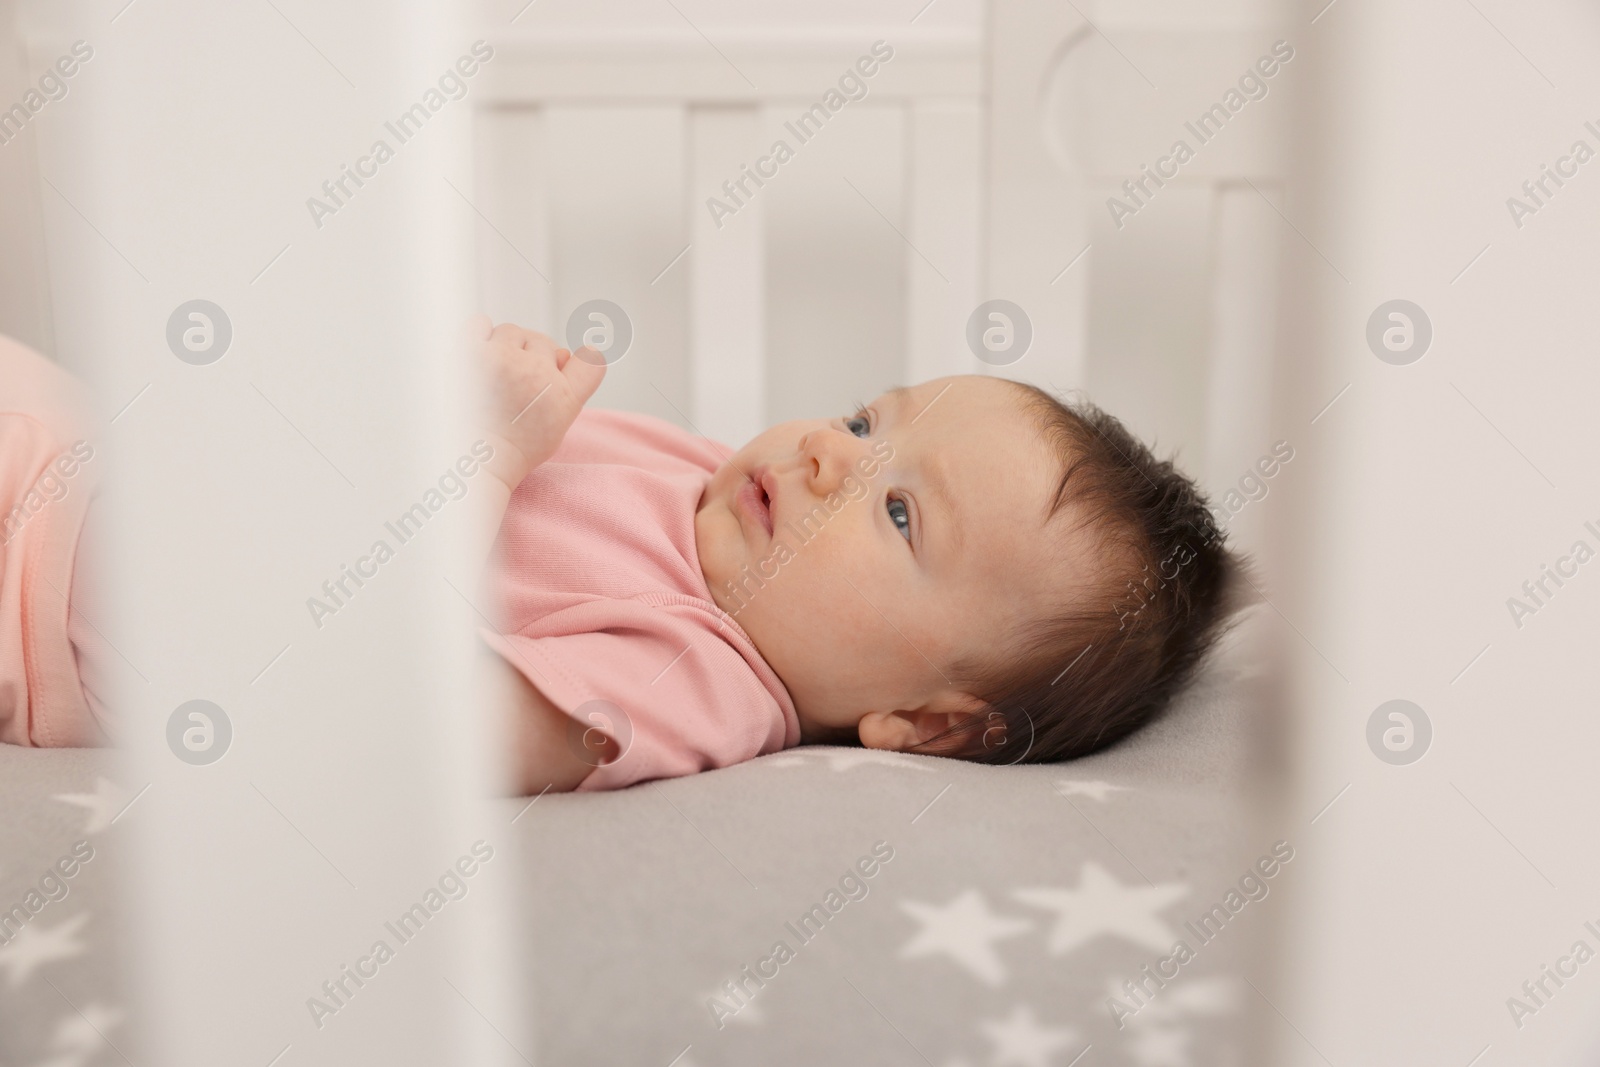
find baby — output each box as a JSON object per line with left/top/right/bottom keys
{"left": 472, "top": 321, "right": 1239, "bottom": 794}
{"left": 0, "top": 323, "right": 1237, "bottom": 792}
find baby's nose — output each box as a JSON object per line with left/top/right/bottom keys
{"left": 801, "top": 426, "right": 861, "bottom": 492}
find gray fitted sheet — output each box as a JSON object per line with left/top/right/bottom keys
{"left": 0, "top": 621, "right": 1273, "bottom": 1066}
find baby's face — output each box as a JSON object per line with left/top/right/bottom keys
{"left": 695, "top": 376, "right": 1092, "bottom": 750}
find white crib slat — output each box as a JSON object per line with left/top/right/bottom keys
{"left": 471, "top": 106, "right": 552, "bottom": 332}
{"left": 1203, "top": 184, "right": 1279, "bottom": 510}
{"left": 987, "top": 0, "right": 1090, "bottom": 390}
{"left": 0, "top": 13, "right": 54, "bottom": 357}
{"left": 689, "top": 107, "right": 766, "bottom": 448}
{"left": 544, "top": 105, "right": 690, "bottom": 419}
{"left": 906, "top": 100, "right": 983, "bottom": 384}
{"left": 761, "top": 102, "right": 905, "bottom": 425}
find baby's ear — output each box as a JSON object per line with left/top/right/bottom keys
{"left": 858, "top": 700, "right": 985, "bottom": 756}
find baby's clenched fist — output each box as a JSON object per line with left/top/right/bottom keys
{"left": 470, "top": 317, "right": 605, "bottom": 491}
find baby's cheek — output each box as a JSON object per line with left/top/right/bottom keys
{"left": 810, "top": 565, "right": 894, "bottom": 643}
{"left": 759, "top": 549, "right": 824, "bottom": 617}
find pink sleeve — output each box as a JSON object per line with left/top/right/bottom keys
{"left": 0, "top": 335, "right": 103, "bottom": 748}
{"left": 479, "top": 598, "right": 789, "bottom": 791}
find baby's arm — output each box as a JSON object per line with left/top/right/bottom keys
{"left": 486, "top": 645, "right": 617, "bottom": 794}
{"left": 470, "top": 318, "right": 607, "bottom": 793}
{"left": 471, "top": 317, "right": 605, "bottom": 562}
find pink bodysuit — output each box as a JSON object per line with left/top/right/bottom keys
{"left": 482, "top": 408, "right": 799, "bottom": 791}
{"left": 3, "top": 336, "right": 797, "bottom": 781}
{"left": 0, "top": 335, "right": 106, "bottom": 747}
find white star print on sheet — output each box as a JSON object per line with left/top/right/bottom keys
{"left": 1053, "top": 779, "right": 1130, "bottom": 802}
{"left": 1128, "top": 1023, "right": 1189, "bottom": 1067}
{"left": 0, "top": 913, "right": 88, "bottom": 987}
{"left": 700, "top": 983, "right": 764, "bottom": 1026}
{"left": 1139, "top": 975, "right": 1237, "bottom": 1023}
{"left": 1013, "top": 862, "right": 1187, "bottom": 956}
{"left": 762, "top": 748, "right": 935, "bottom": 772}
{"left": 1099, "top": 972, "right": 1238, "bottom": 1067}
{"left": 52, "top": 778, "right": 133, "bottom": 835}
{"left": 898, "top": 888, "right": 1031, "bottom": 986}
{"left": 980, "top": 1004, "right": 1080, "bottom": 1067}
{"left": 32, "top": 1000, "right": 124, "bottom": 1067}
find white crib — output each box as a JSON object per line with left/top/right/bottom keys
{"left": 467, "top": 1, "right": 1290, "bottom": 545}
{"left": 0, "top": 0, "right": 1292, "bottom": 546}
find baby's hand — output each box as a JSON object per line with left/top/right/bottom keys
{"left": 470, "top": 317, "right": 605, "bottom": 491}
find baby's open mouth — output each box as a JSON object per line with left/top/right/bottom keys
{"left": 736, "top": 469, "right": 775, "bottom": 537}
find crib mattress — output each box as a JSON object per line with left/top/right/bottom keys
{"left": 0, "top": 623, "right": 1268, "bottom": 1066}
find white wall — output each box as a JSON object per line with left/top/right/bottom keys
{"left": 0, "top": 0, "right": 54, "bottom": 355}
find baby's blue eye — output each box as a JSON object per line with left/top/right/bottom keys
{"left": 845, "top": 410, "right": 871, "bottom": 438}
{"left": 887, "top": 496, "right": 911, "bottom": 541}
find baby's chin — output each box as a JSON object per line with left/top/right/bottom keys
{"left": 691, "top": 482, "right": 744, "bottom": 615}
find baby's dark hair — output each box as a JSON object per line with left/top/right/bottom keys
{"left": 926, "top": 382, "right": 1243, "bottom": 765}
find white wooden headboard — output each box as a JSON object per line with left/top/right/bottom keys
{"left": 2, "top": 1, "right": 1289, "bottom": 541}
{"left": 468, "top": 3, "right": 1289, "bottom": 546}
{"left": 470, "top": 24, "right": 997, "bottom": 449}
